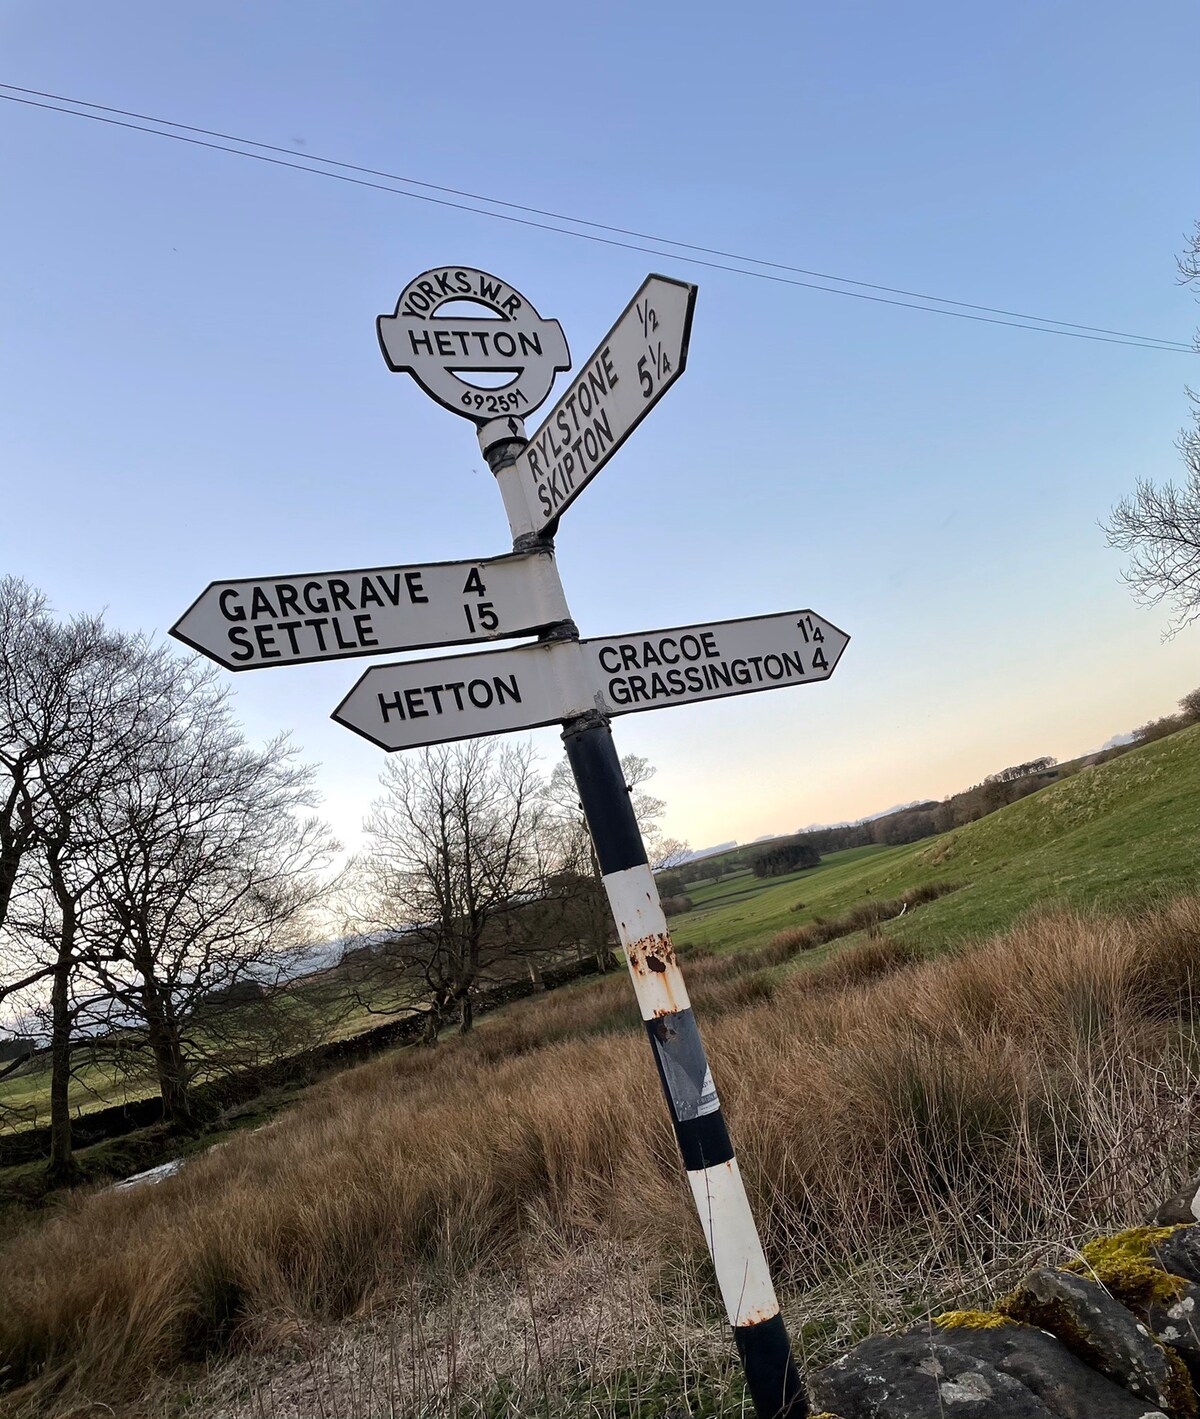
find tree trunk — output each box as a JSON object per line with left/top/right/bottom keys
{"left": 459, "top": 989, "right": 474, "bottom": 1035}
{"left": 139, "top": 972, "right": 194, "bottom": 1129}
{"left": 421, "top": 1005, "right": 442, "bottom": 1047}
{"left": 45, "top": 847, "right": 78, "bottom": 1186}
{"left": 47, "top": 955, "right": 75, "bottom": 1185}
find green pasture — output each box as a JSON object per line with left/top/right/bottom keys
{"left": 671, "top": 724, "right": 1200, "bottom": 957}
{"left": 5, "top": 725, "right": 1198, "bottom": 1135}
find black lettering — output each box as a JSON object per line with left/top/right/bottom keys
{"left": 408, "top": 329, "right": 433, "bottom": 355}
{"left": 627, "top": 674, "right": 648, "bottom": 703}
{"left": 679, "top": 635, "right": 702, "bottom": 661}
{"left": 493, "top": 674, "right": 521, "bottom": 706}
{"left": 608, "top": 677, "right": 631, "bottom": 705}
{"left": 254, "top": 625, "right": 280, "bottom": 659}
{"left": 406, "top": 571, "right": 428, "bottom": 604}
{"left": 747, "top": 656, "right": 765, "bottom": 681}
{"left": 658, "top": 638, "right": 679, "bottom": 664}
{"left": 620, "top": 644, "right": 639, "bottom": 670}
{"left": 462, "top": 567, "right": 485, "bottom": 596}
{"left": 249, "top": 586, "right": 277, "bottom": 620}
{"left": 701, "top": 632, "right": 719, "bottom": 658}
{"left": 404, "top": 688, "right": 428, "bottom": 719}
{"left": 602, "top": 347, "right": 618, "bottom": 386}
{"left": 445, "top": 681, "right": 466, "bottom": 710}
{"left": 478, "top": 275, "right": 502, "bottom": 303}
{"left": 454, "top": 269, "right": 472, "bottom": 293}
{"left": 218, "top": 589, "right": 246, "bottom": 622}
{"left": 526, "top": 445, "right": 542, "bottom": 475}
{"left": 358, "top": 578, "right": 384, "bottom": 609}
{"left": 303, "top": 581, "right": 328, "bottom": 613}
{"left": 493, "top": 330, "right": 516, "bottom": 357}
{"left": 667, "top": 669, "right": 685, "bottom": 694}
{"left": 518, "top": 331, "right": 543, "bottom": 356}
{"left": 732, "top": 659, "right": 752, "bottom": 686}
{"left": 379, "top": 575, "right": 403, "bottom": 607}
{"left": 275, "top": 583, "right": 301, "bottom": 617}
{"left": 353, "top": 613, "right": 378, "bottom": 648}
{"left": 328, "top": 579, "right": 352, "bottom": 612}
{"left": 426, "top": 684, "right": 444, "bottom": 714}
{"left": 278, "top": 620, "right": 303, "bottom": 655}
{"left": 599, "top": 646, "right": 621, "bottom": 673}
{"left": 764, "top": 654, "right": 784, "bottom": 680}
{"left": 641, "top": 640, "right": 662, "bottom": 668}
{"left": 333, "top": 618, "right": 357, "bottom": 651}
{"left": 378, "top": 691, "right": 405, "bottom": 722}
{"left": 304, "top": 617, "right": 329, "bottom": 651}
{"left": 228, "top": 626, "right": 254, "bottom": 660}
{"left": 781, "top": 649, "right": 805, "bottom": 677}
{"left": 467, "top": 679, "right": 493, "bottom": 708}
{"left": 588, "top": 366, "right": 608, "bottom": 401}
{"left": 435, "top": 331, "right": 455, "bottom": 357}
{"left": 684, "top": 666, "right": 704, "bottom": 692}
{"left": 503, "top": 293, "right": 521, "bottom": 315}
{"left": 649, "top": 672, "right": 669, "bottom": 699}
{"left": 706, "top": 662, "right": 733, "bottom": 689}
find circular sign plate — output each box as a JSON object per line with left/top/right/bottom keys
{"left": 377, "top": 267, "right": 570, "bottom": 424}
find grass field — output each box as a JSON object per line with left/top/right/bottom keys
{"left": 671, "top": 722, "right": 1200, "bottom": 956}
{"left": 5, "top": 727, "right": 1198, "bottom": 1133}
{"left": 3, "top": 725, "right": 1200, "bottom": 1415}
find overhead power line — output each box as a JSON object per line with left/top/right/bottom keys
{"left": 2, "top": 81, "right": 1193, "bottom": 355}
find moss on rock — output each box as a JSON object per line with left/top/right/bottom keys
{"left": 1068, "top": 1227, "right": 1190, "bottom": 1310}
{"left": 934, "top": 1308, "right": 1016, "bottom": 1330}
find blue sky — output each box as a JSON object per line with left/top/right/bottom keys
{"left": 3, "top": 0, "right": 1197, "bottom": 851}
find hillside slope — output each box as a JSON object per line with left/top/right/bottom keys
{"left": 673, "top": 723, "right": 1200, "bottom": 954}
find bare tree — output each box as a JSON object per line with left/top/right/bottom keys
{"left": 348, "top": 741, "right": 550, "bottom": 1043}
{"left": 85, "top": 682, "right": 336, "bottom": 1129}
{"left": 1103, "top": 222, "right": 1200, "bottom": 635}
{"left": 0, "top": 587, "right": 175, "bottom": 1177}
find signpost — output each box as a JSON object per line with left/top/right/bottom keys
{"left": 504, "top": 274, "right": 696, "bottom": 537}
{"left": 377, "top": 266, "right": 570, "bottom": 422}
{"left": 174, "top": 267, "right": 843, "bottom": 1419}
{"left": 333, "top": 610, "right": 848, "bottom": 751}
{"left": 171, "top": 551, "right": 568, "bottom": 670}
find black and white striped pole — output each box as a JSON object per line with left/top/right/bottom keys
{"left": 481, "top": 417, "right": 806, "bottom": 1419}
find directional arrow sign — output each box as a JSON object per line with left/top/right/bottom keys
{"left": 332, "top": 609, "right": 848, "bottom": 751}
{"left": 332, "top": 640, "right": 594, "bottom": 751}
{"left": 171, "top": 551, "right": 569, "bottom": 671}
{"left": 584, "top": 609, "right": 849, "bottom": 718}
{"left": 512, "top": 274, "right": 697, "bottom": 534}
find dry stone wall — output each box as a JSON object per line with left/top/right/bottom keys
{"left": 807, "top": 1182, "right": 1200, "bottom": 1418}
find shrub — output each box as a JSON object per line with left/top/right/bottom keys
{"left": 751, "top": 841, "right": 821, "bottom": 878}
{"left": 659, "top": 894, "right": 693, "bottom": 918}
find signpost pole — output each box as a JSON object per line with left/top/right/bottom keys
{"left": 479, "top": 428, "right": 806, "bottom": 1419}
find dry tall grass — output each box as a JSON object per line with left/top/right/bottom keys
{"left": 4, "top": 900, "right": 1200, "bottom": 1416}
